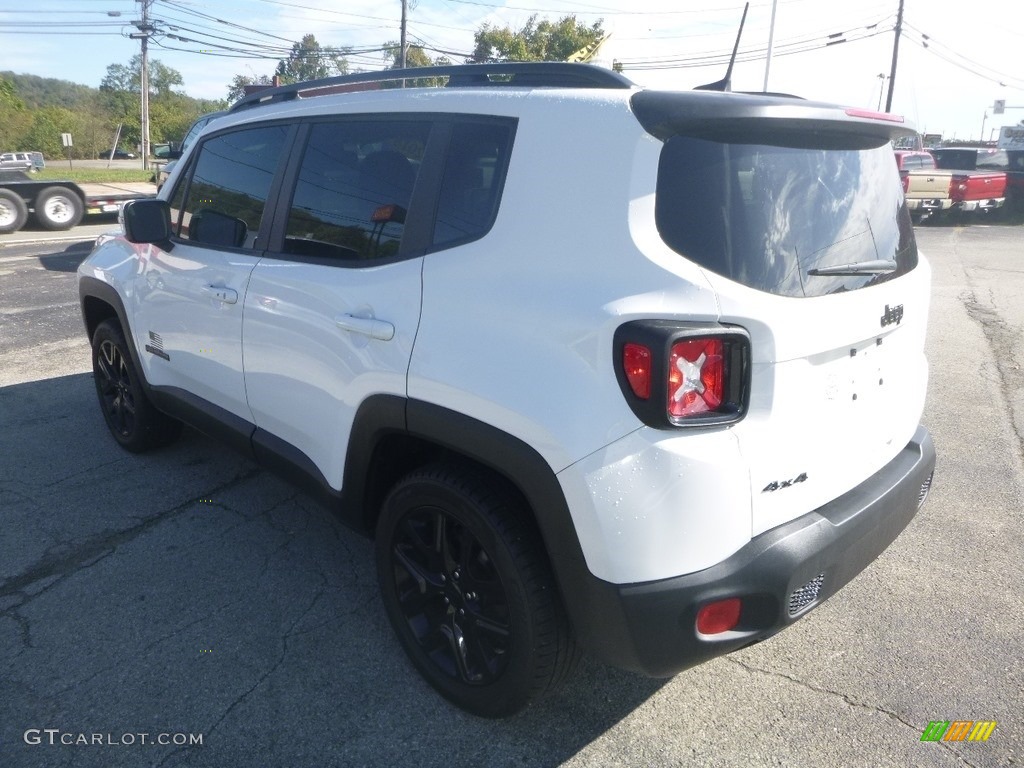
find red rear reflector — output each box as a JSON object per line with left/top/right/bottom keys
{"left": 696, "top": 598, "right": 742, "bottom": 635}
{"left": 668, "top": 338, "right": 724, "bottom": 418}
{"left": 844, "top": 107, "right": 905, "bottom": 123}
{"left": 623, "top": 343, "right": 652, "bottom": 399}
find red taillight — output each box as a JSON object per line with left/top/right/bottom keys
{"left": 696, "top": 598, "right": 742, "bottom": 635}
{"left": 615, "top": 323, "right": 748, "bottom": 428}
{"left": 622, "top": 343, "right": 652, "bottom": 399}
{"left": 668, "top": 338, "right": 724, "bottom": 419}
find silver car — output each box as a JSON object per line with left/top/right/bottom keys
{"left": 0, "top": 152, "right": 34, "bottom": 172}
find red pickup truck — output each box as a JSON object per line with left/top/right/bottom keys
{"left": 897, "top": 150, "right": 1007, "bottom": 222}
{"left": 932, "top": 147, "right": 1024, "bottom": 211}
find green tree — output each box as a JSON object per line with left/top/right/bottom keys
{"left": 470, "top": 15, "right": 605, "bottom": 63}
{"left": 19, "top": 106, "right": 78, "bottom": 158}
{"left": 226, "top": 73, "right": 273, "bottom": 103}
{"left": 0, "top": 75, "right": 31, "bottom": 151}
{"left": 1, "top": 75, "right": 25, "bottom": 112}
{"left": 383, "top": 44, "right": 451, "bottom": 87}
{"left": 275, "top": 35, "right": 348, "bottom": 84}
{"left": 100, "top": 55, "right": 184, "bottom": 98}
{"left": 99, "top": 55, "right": 188, "bottom": 150}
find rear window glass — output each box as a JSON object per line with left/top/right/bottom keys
{"left": 655, "top": 137, "right": 917, "bottom": 298}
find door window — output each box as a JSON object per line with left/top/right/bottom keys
{"left": 170, "top": 125, "right": 289, "bottom": 249}
{"left": 284, "top": 121, "right": 431, "bottom": 261}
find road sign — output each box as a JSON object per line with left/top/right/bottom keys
{"left": 61, "top": 133, "right": 73, "bottom": 147}
{"left": 993, "top": 100, "right": 1005, "bottom": 115}
{"left": 997, "top": 125, "right": 1024, "bottom": 149}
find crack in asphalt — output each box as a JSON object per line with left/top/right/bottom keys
{"left": 726, "top": 658, "right": 981, "bottom": 768}
{"left": 40, "top": 455, "right": 132, "bottom": 490}
{"left": 961, "top": 289, "right": 1024, "bottom": 468}
{"left": 0, "top": 468, "right": 262, "bottom": 611}
{"left": 11, "top": 608, "right": 33, "bottom": 651}
{"left": 171, "top": 588, "right": 326, "bottom": 767}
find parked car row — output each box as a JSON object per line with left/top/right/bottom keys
{"left": 896, "top": 145, "right": 1024, "bottom": 222}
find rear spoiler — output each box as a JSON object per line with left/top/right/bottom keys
{"left": 631, "top": 91, "right": 917, "bottom": 148}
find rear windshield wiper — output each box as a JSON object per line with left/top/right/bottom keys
{"left": 807, "top": 259, "right": 897, "bottom": 277}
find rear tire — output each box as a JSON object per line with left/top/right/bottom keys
{"left": 35, "top": 186, "right": 84, "bottom": 231}
{"left": 0, "top": 189, "right": 28, "bottom": 233}
{"left": 91, "top": 319, "right": 182, "bottom": 452}
{"left": 376, "top": 463, "right": 578, "bottom": 718}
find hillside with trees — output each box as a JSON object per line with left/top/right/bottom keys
{"left": 0, "top": 66, "right": 222, "bottom": 160}
{"left": 2, "top": 17, "right": 605, "bottom": 161}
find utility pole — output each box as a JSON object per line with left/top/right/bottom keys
{"left": 884, "top": 0, "right": 903, "bottom": 112}
{"left": 399, "top": 0, "right": 408, "bottom": 70}
{"left": 762, "top": 0, "right": 778, "bottom": 92}
{"left": 130, "top": 0, "right": 154, "bottom": 170}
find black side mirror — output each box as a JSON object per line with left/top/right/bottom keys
{"left": 121, "top": 199, "right": 172, "bottom": 246}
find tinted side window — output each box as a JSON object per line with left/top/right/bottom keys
{"left": 171, "top": 125, "right": 288, "bottom": 249}
{"left": 433, "top": 121, "right": 514, "bottom": 248}
{"left": 284, "top": 121, "right": 430, "bottom": 261}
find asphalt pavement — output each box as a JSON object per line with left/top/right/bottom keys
{"left": 0, "top": 222, "right": 1021, "bottom": 767}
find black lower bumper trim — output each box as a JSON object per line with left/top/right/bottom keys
{"left": 573, "top": 426, "right": 936, "bottom": 677}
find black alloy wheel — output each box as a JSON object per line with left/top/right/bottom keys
{"left": 376, "top": 464, "right": 577, "bottom": 718}
{"left": 392, "top": 503, "right": 513, "bottom": 687}
{"left": 96, "top": 334, "right": 137, "bottom": 440}
{"left": 91, "top": 319, "right": 182, "bottom": 452}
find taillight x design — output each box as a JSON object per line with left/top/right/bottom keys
{"left": 615, "top": 321, "right": 749, "bottom": 428}
{"left": 669, "top": 338, "right": 724, "bottom": 418}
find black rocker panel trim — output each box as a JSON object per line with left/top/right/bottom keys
{"left": 146, "top": 386, "right": 256, "bottom": 461}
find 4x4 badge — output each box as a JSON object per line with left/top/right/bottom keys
{"left": 880, "top": 304, "right": 904, "bottom": 327}
{"left": 762, "top": 473, "right": 808, "bottom": 493}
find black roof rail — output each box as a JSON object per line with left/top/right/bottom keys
{"left": 230, "top": 62, "right": 634, "bottom": 112}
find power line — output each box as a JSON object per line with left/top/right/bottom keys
{"left": 616, "top": 19, "right": 890, "bottom": 69}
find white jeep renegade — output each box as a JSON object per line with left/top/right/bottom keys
{"left": 78, "top": 63, "right": 936, "bottom": 718}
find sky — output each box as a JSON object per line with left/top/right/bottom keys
{"left": 1, "top": 0, "right": 1022, "bottom": 142}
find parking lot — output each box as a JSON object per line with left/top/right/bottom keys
{"left": 1, "top": 222, "right": 1021, "bottom": 767}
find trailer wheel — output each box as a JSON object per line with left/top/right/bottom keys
{"left": 35, "top": 186, "right": 84, "bottom": 231}
{"left": 0, "top": 189, "right": 29, "bottom": 234}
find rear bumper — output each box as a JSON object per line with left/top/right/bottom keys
{"left": 572, "top": 426, "right": 935, "bottom": 676}
{"left": 905, "top": 198, "right": 953, "bottom": 212}
{"left": 955, "top": 197, "right": 1004, "bottom": 212}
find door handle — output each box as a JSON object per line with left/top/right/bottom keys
{"left": 203, "top": 285, "right": 238, "bottom": 304}
{"left": 335, "top": 313, "right": 395, "bottom": 341}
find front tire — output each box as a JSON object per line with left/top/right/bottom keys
{"left": 91, "top": 319, "right": 182, "bottom": 452}
{"left": 376, "top": 463, "right": 577, "bottom": 718}
{"left": 35, "top": 186, "right": 83, "bottom": 231}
